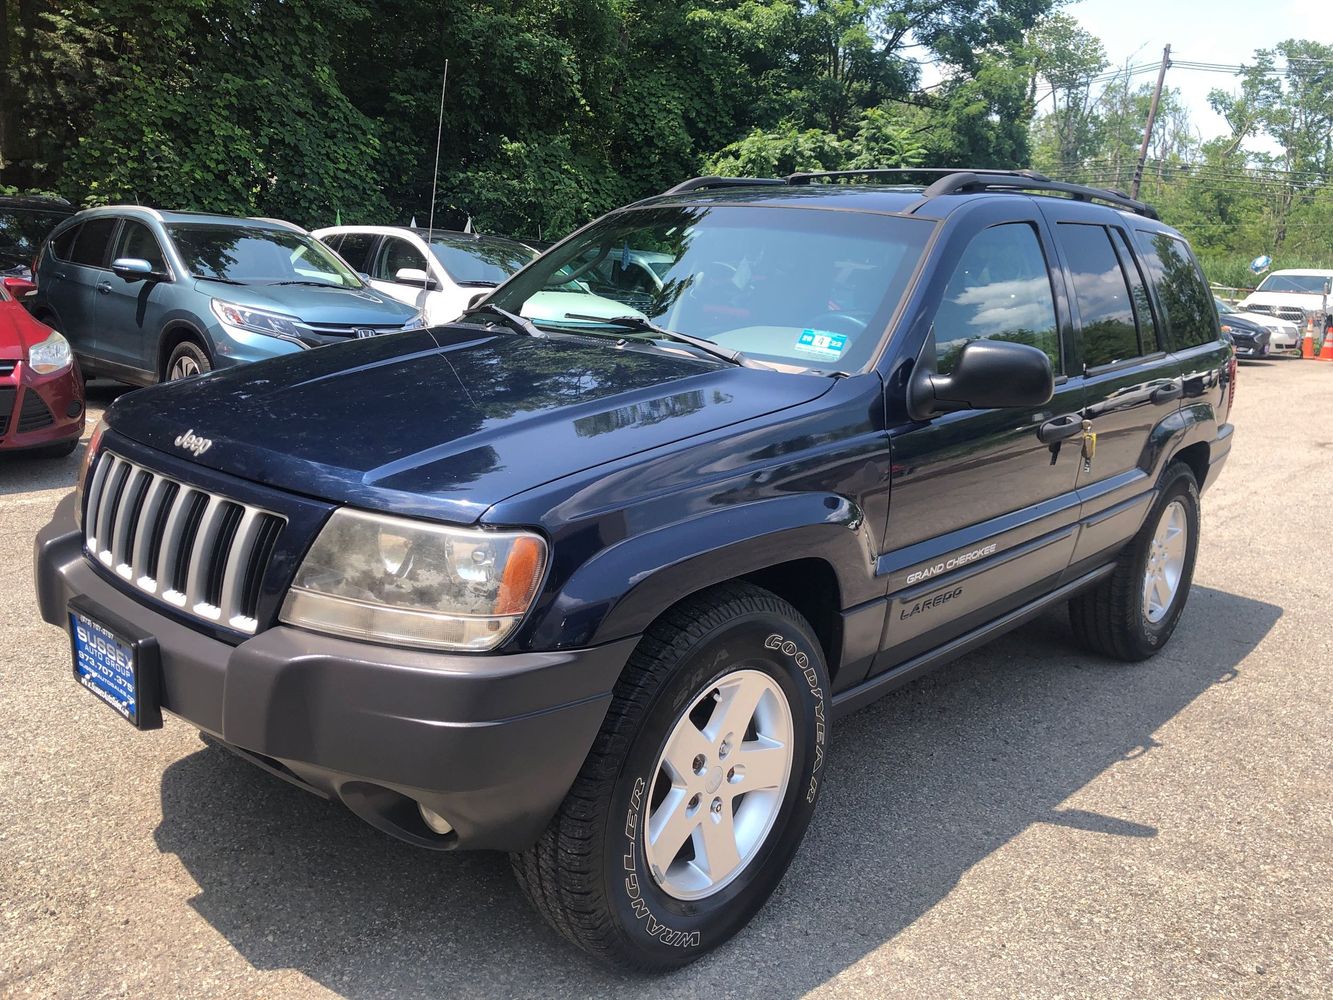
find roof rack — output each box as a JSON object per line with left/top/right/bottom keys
{"left": 661, "top": 176, "right": 789, "bottom": 195}
{"left": 660, "top": 167, "right": 1159, "bottom": 219}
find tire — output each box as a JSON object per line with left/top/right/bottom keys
{"left": 512, "top": 582, "right": 830, "bottom": 971}
{"left": 164, "top": 340, "right": 212, "bottom": 382}
{"left": 1069, "top": 462, "right": 1200, "bottom": 661}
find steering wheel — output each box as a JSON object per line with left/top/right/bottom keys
{"left": 807, "top": 312, "right": 868, "bottom": 336}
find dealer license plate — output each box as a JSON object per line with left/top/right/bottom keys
{"left": 68, "top": 599, "right": 161, "bottom": 729}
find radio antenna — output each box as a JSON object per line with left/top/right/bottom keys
{"left": 426, "top": 58, "right": 449, "bottom": 238}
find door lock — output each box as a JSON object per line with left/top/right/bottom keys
{"left": 1081, "top": 419, "right": 1097, "bottom": 470}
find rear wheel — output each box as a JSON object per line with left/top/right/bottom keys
{"left": 512, "top": 582, "right": 830, "bottom": 970}
{"left": 165, "top": 340, "right": 211, "bottom": 382}
{"left": 1069, "top": 462, "right": 1200, "bottom": 660}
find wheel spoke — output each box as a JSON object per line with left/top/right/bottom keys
{"left": 698, "top": 805, "right": 742, "bottom": 881}
{"left": 1153, "top": 571, "right": 1172, "bottom": 610}
{"left": 646, "top": 788, "right": 698, "bottom": 872}
{"left": 704, "top": 675, "right": 766, "bottom": 745}
{"left": 735, "top": 738, "right": 787, "bottom": 790}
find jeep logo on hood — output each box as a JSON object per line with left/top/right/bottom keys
{"left": 174, "top": 429, "right": 213, "bottom": 457}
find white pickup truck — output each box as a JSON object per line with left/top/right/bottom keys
{"left": 1239, "top": 269, "right": 1333, "bottom": 345}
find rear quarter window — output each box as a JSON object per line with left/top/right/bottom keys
{"left": 50, "top": 224, "right": 81, "bottom": 262}
{"left": 1133, "top": 230, "right": 1218, "bottom": 351}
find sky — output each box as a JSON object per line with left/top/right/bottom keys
{"left": 1063, "top": 0, "right": 1333, "bottom": 145}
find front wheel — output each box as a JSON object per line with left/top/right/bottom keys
{"left": 513, "top": 583, "right": 830, "bottom": 970}
{"left": 164, "top": 341, "right": 212, "bottom": 382}
{"left": 1069, "top": 462, "right": 1200, "bottom": 660}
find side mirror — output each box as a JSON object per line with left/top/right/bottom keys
{"left": 395, "top": 267, "right": 439, "bottom": 291}
{"left": 466, "top": 291, "right": 488, "bottom": 310}
{"left": 2, "top": 275, "right": 37, "bottom": 299}
{"left": 111, "top": 257, "right": 158, "bottom": 282}
{"left": 909, "top": 338, "right": 1054, "bottom": 419}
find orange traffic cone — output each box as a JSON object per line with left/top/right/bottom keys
{"left": 1302, "top": 316, "right": 1317, "bottom": 359}
{"left": 1318, "top": 322, "right": 1333, "bottom": 362}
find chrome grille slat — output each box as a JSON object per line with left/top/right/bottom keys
{"left": 81, "top": 450, "right": 284, "bottom": 634}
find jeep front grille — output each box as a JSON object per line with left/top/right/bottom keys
{"left": 83, "top": 451, "right": 285, "bottom": 633}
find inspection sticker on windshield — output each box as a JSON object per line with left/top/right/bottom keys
{"left": 795, "top": 329, "right": 848, "bottom": 361}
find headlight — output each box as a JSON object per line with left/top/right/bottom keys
{"left": 280, "top": 508, "right": 548, "bottom": 652}
{"left": 74, "top": 417, "right": 108, "bottom": 530}
{"left": 400, "top": 313, "right": 427, "bottom": 332}
{"left": 211, "top": 299, "right": 308, "bottom": 342}
{"left": 28, "top": 329, "right": 73, "bottom": 374}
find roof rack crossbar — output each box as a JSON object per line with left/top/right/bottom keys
{"left": 921, "top": 171, "right": 1159, "bottom": 219}
{"left": 662, "top": 176, "right": 790, "bottom": 195}
{"left": 786, "top": 168, "right": 1050, "bottom": 186}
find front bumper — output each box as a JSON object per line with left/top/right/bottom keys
{"left": 0, "top": 357, "right": 84, "bottom": 451}
{"left": 35, "top": 493, "right": 634, "bottom": 851}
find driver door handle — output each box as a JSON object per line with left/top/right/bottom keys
{"left": 1038, "top": 413, "right": 1085, "bottom": 444}
{"left": 96, "top": 281, "right": 112, "bottom": 294}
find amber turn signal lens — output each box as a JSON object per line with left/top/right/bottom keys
{"left": 494, "top": 535, "right": 545, "bottom": 616}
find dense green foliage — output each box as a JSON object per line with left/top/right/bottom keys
{"left": 1, "top": 0, "right": 1329, "bottom": 279}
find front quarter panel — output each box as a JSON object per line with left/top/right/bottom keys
{"left": 487, "top": 374, "right": 892, "bottom": 655}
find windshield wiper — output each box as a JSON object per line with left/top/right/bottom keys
{"left": 563, "top": 314, "right": 754, "bottom": 368}
{"left": 462, "top": 302, "right": 545, "bottom": 339}
{"left": 270, "top": 279, "right": 342, "bottom": 287}
{"left": 191, "top": 273, "right": 247, "bottom": 285}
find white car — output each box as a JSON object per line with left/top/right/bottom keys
{"left": 1238, "top": 269, "right": 1333, "bottom": 347}
{"left": 313, "top": 225, "right": 537, "bottom": 326}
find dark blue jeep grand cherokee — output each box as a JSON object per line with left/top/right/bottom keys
{"left": 35, "top": 169, "right": 1233, "bottom": 970}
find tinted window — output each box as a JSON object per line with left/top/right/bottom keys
{"left": 1111, "top": 228, "right": 1158, "bottom": 351}
{"left": 50, "top": 224, "right": 81, "bottom": 262}
{"left": 168, "top": 224, "right": 361, "bottom": 287}
{"left": 335, "top": 233, "right": 377, "bottom": 272}
{"left": 0, "top": 208, "right": 71, "bottom": 271}
{"left": 69, "top": 218, "right": 118, "bottom": 267}
{"left": 1059, "top": 224, "right": 1140, "bottom": 368}
{"left": 374, "top": 237, "right": 428, "bottom": 282}
{"left": 1256, "top": 273, "right": 1330, "bottom": 294}
{"left": 113, "top": 220, "right": 167, "bottom": 272}
{"left": 1133, "top": 231, "right": 1218, "bottom": 350}
{"left": 934, "top": 223, "right": 1060, "bottom": 375}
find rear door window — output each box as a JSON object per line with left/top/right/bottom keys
{"left": 1109, "top": 228, "right": 1159, "bottom": 351}
{"left": 336, "top": 233, "right": 378, "bottom": 273}
{"left": 69, "top": 218, "right": 118, "bottom": 268}
{"left": 1133, "top": 230, "right": 1218, "bottom": 350}
{"left": 1058, "top": 223, "right": 1140, "bottom": 368}
{"left": 50, "top": 224, "right": 82, "bottom": 262}
{"left": 933, "top": 222, "right": 1061, "bottom": 374}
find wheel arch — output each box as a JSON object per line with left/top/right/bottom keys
{"left": 526, "top": 494, "right": 878, "bottom": 685}
{"left": 158, "top": 321, "right": 213, "bottom": 380}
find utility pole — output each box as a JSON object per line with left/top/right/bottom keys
{"left": 1130, "top": 44, "right": 1171, "bottom": 200}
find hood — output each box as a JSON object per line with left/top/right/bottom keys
{"left": 1219, "top": 314, "right": 1268, "bottom": 336}
{"left": 195, "top": 278, "right": 418, "bottom": 326}
{"left": 105, "top": 326, "right": 836, "bottom": 523}
{"left": 1240, "top": 290, "right": 1325, "bottom": 309}
{"left": 0, "top": 297, "right": 53, "bottom": 359}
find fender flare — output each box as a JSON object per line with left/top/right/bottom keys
{"left": 528, "top": 493, "right": 876, "bottom": 650}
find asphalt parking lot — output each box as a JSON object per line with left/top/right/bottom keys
{"left": 2, "top": 361, "right": 1330, "bottom": 999}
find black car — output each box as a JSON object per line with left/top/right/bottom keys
{"left": 0, "top": 194, "right": 73, "bottom": 280}
{"left": 1216, "top": 297, "right": 1272, "bottom": 358}
{"left": 35, "top": 168, "right": 1234, "bottom": 970}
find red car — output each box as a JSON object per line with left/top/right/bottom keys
{"left": 1, "top": 275, "right": 84, "bottom": 457}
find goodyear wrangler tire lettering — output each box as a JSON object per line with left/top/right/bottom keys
{"left": 514, "top": 582, "right": 830, "bottom": 971}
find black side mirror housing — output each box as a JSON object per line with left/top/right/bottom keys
{"left": 909, "top": 338, "right": 1054, "bottom": 419}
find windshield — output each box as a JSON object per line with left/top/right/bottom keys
{"left": 169, "top": 224, "right": 362, "bottom": 287}
{"left": 1256, "top": 273, "right": 1330, "bottom": 294}
{"left": 0, "top": 208, "right": 71, "bottom": 271}
{"left": 429, "top": 236, "right": 535, "bottom": 286}
{"left": 483, "top": 205, "right": 933, "bottom": 372}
